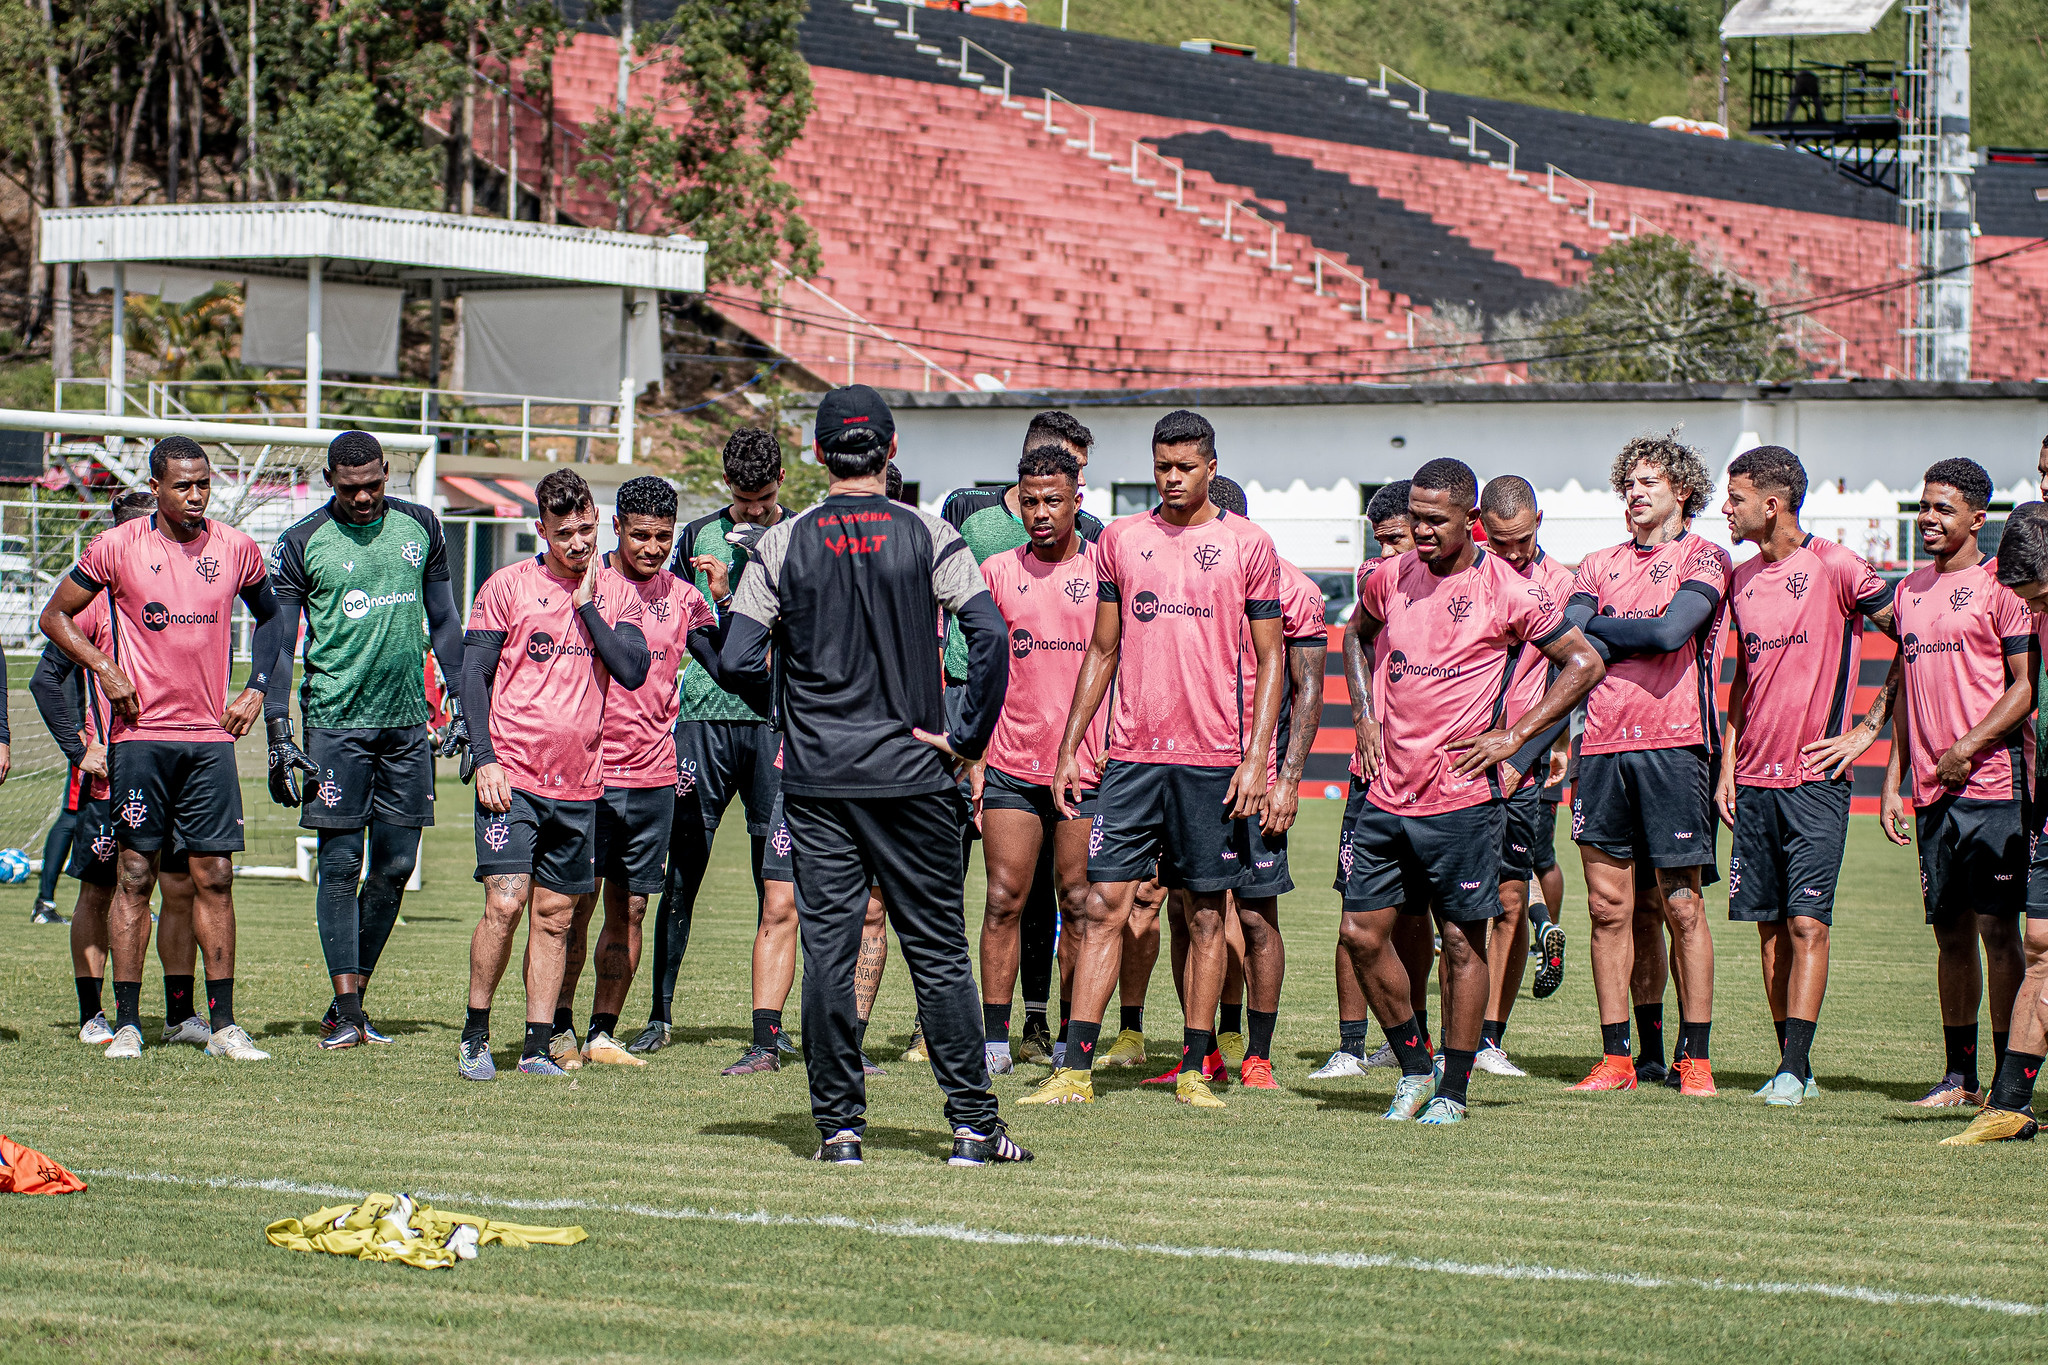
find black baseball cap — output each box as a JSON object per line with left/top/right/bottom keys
{"left": 815, "top": 384, "right": 895, "bottom": 454}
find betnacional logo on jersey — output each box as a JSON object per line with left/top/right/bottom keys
{"left": 1129, "top": 591, "right": 1212, "bottom": 624}
{"left": 1010, "top": 627, "right": 1084, "bottom": 659}
{"left": 525, "top": 631, "right": 595, "bottom": 663}
{"left": 1064, "top": 576, "right": 1091, "bottom": 604}
{"left": 1900, "top": 632, "right": 1964, "bottom": 662}
{"left": 342, "top": 588, "right": 418, "bottom": 620}
{"left": 1384, "top": 650, "right": 1461, "bottom": 684}
{"left": 194, "top": 557, "right": 221, "bottom": 584}
{"left": 1786, "top": 571, "right": 1811, "bottom": 600}
{"left": 1191, "top": 542, "right": 1224, "bottom": 572}
{"left": 141, "top": 601, "right": 218, "bottom": 632}
{"left": 1950, "top": 586, "right": 1974, "bottom": 611}
{"left": 402, "top": 540, "right": 426, "bottom": 568}
{"left": 1742, "top": 628, "right": 1809, "bottom": 664}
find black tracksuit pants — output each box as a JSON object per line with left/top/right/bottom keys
{"left": 786, "top": 789, "right": 999, "bottom": 1141}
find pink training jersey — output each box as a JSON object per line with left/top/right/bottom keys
{"left": 75, "top": 595, "right": 114, "bottom": 800}
{"left": 467, "top": 556, "right": 646, "bottom": 802}
{"left": 71, "top": 515, "right": 267, "bottom": 743}
{"left": 1356, "top": 548, "right": 1568, "bottom": 817}
{"left": 1726, "top": 535, "right": 1890, "bottom": 787}
{"left": 1240, "top": 557, "right": 1330, "bottom": 783}
{"left": 1095, "top": 508, "right": 1282, "bottom": 767}
{"left": 1893, "top": 557, "right": 2035, "bottom": 808}
{"left": 1572, "top": 532, "right": 1733, "bottom": 754}
{"left": 981, "top": 541, "right": 1107, "bottom": 786}
{"left": 599, "top": 558, "right": 715, "bottom": 788}
{"left": 1348, "top": 556, "right": 1396, "bottom": 782}
{"left": 1499, "top": 550, "right": 1579, "bottom": 732}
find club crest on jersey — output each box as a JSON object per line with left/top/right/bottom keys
{"left": 1064, "top": 577, "right": 1091, "bottom": 604}
{"left": 194, "top": 557, "right": 221, "bottom": 584}
{"left": 317, "top": 770, "right": 343, "bottom": 808}
{"left": 1786, "top": 572, "right": 1810, "bottom": 600}
{"left": 483, "top": 816, "right": 510, "bottom": 851}
{"left": 676, "top": 758, "right": 698, "bottom": 795}
{"left": 117, "top": 789, "right": 148, "bottom": 828}
{"left": 771, "top": 825, "right": 793, "bottom": 858}
{"left": 1949, "top": 586, "right": 1974, "bottom": 611}
{"left": 1648, "top": 561, "right": 1673, "bottom": 585}
{"left": 649, "top": 596, "right": 671, "bottom": 621}
{"left": 1445, "top": 595, "right": 1473, "bottom": 623}
{"left": 402, "top": 541, "right": 426, "bottom": 567}
{"left": 1191, "top": 543, "right": 1223, "bottom": 572}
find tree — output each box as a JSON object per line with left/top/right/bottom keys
{"left": 1507, "top": 233, "right": 1803, "bottom": 383}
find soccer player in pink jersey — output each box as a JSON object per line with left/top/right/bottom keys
{"left": 1342, "top": 458, "right": 1603, "bottom": 1125}
{"left": 546, "top": 476, "right": 720, "bottom": 1069}
{"left": 40, "top": 436, "right": 294, "bottom": 1063}
{"left": 1564, "top": 434, "right": 1733, "bottom": 1097}
{"left": 1948, "top": 501, "right": 2048, "bottom": 1142}
{"left": 1022, "top": 409, "right": 1286, "bottom": 1110}
{"left": 457, "top": 469, "right": 651, "bottom": 1081}
{"left": 1474, "top": 475, "right": 1580, "bottom": 1077}
{"left": 969, "top": 444, "right": 1105, "bottom": 1076}
{"left": 1714, "top": 446, "right": 1899, "bottom": 1108}
{"left": 1878, "top": 458, "right": 2035, "bottom": 1110}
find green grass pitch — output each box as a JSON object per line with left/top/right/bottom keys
{"left": 0, "top": 779, "right": 2040, "bottom": 1362}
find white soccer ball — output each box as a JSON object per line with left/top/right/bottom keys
{"left": 0, "top": 849, "right": 31, "bottom": 883}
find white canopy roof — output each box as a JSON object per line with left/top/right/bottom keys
{"left": 39, "top": 200, "right": 706, "bottom": 295}
{"left": 1721, "top": 0, "right": 1896, "bottom": 38}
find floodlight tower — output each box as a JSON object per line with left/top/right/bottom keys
{"left": 1912, "top": 0, "right": 1973, "bottom": 379}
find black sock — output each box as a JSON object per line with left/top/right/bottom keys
{"left": 1219, "top": 1003, "right": 1242, "bottom": 1035}
{"left": 1480, "top": 1018, "right": 1505, "bottom": 1051}
{"left": 1944, "top": 1022, "right": 1980, "bottom": 1088}
{"left": 1181, "top": 1027, "right": 1215, "bottom": 1073}
{"left": 589, "top": 1012, "right": 618, "bottom": 1041}
{"left": 113, "top": 980, "right": 141, "bottom": 1032}
{"left": 1387, "top": 1015, "right": 1432, "bottom": 1077}
{"left": 1600, "top": 1020, "right": 1631, "bottom": 1058}
{"left": 1065, "top": 1018, "right": 1102, "bottom": 1071}
{"left": 753, "top": 1008, "right": 783, "bottom": 1050}
{"left": 1248, "top": 1009, "right": 1277, "bottom": 1061}
{"left": 553, "top": 1005, "right": 574, "bottom": 1036}
{"left": 523, "top": 1020, "right": 552, "bottom": 1060}
{"left": 335, "top": 990, "right": 366, "bottom": 1027}
{"left": 1988, "top": 1049, "right": 2045, "bottom": 1112}
{"left": 1527, "top": 900, "right": 1551, "bottom": 929}
{"left": 1057, "top": 1000, "right": 1072, "bottom": 1045}
{"left": 1119, "top": 1004, "right": 1144, "bottom": 1032}
{"left": 1415, "top": 1007, "right": 1431, "bottom": 1052}
{"left": 1439, "top": 1048, "right": 1476, "bottom": 1105}
{"left": 164, "top": 974, "right": 194, "bottom": 1026}
{"left": 1635, "top": 1003, "right": 1664, "bottom": 1065}
{"left": 1025, "top": 1004, "right": 1048, "bottom": 1032}
{"left": 1678, "top": 1021, "right": 1711, "bottom": 1062}
{"left": 463, "top": 1006, "right": 490, "bottom": 1044}
{"left": 1774, "top": 1018, "right": 1788, "bottom": 1053}
{"left": 76, "top": 976, "right": 102, "bottom": 1026}
{"left": 205, "top": 978, "right": 234, "bottom": 1031}
{"left": 983, "top": 1002, "right": 1010, "bottom": 1045}
{"left": 1994, "top": 1030, "right": 2009, "bottom": 1077}
{"left": 1778, "top": 1017, "right": 1817, "bottom": 1082}
{"left": 1338, "top": 1017, "right": 1372, "bottom": 1056}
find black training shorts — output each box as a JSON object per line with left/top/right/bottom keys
{"left": 1728, "top": 781, "right": 1851, "bottom": 925}
{"left": 676, "top": 719, "right": 780, "bottom": 835}
{"left": 596, "top": 784, "right": 675, "bottom": 895}
{"left": 68, "top": 795, "right": 119, "bottom": 887}
{"left": 475, "top": 789, "right": 597, "bottom": 896}
{"left": 108, "top": 740, "right": 243, "bottom": 854}
{"left": 1916, "top": 795, "right": 2026, "bottom": 924}
{"left": 1501, "top": 783, "right": 1546, "bottom": 880}
{"left": 1342, "top": 793, "right": 1506, "bottom": 922}
{"left": 301, "top": 725, "right": 436, "bottom": 831}
{"left": 981, "top": 763, "right": 1097, "bottom": 823}
{"left": 761, "top": 792, "right": 794, "bottom": 883}
{"left": 1237, "top": 812, "right": 1292, "bottom": 900}
{"left": 1531, "top": 795, "right": 1559, "bottom": 872}
{"left": 1086, "top": 759, "right": 1254, "bottom": 894}
{"left": 1572, "top": 745, "right": 1720, "bottom": 883}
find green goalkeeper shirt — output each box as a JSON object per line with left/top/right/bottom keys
{"left": 269, "top": 497, "right": 449, "bottom": 730}
{"left": 939, "top": 485, "right": 1104, "bottom": 681}
{"left": 673, "top": 504, "right": 794, "bottom": 724}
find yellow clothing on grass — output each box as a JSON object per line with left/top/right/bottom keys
{"left": 265, "top": 1192, "right": 585, "bottom": 1270}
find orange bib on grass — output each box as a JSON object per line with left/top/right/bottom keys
{"left": 0, "top": 1136, "right": 87, "bottom": 1194}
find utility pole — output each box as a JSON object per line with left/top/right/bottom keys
{"left": 247, "top": 0, "right": 258, "bottom": 200}
{"left": 1931, "top": 0, "right": 1973, "bottom": 380}
{"left": 615, "top": 0, "right": 633, "bottom": 230}
{"left": 461, "top": 25, "right": 477, "bottom": 214}
{"left": 40, "top": 0, "right": 72, "bottom": 381}
{"left": 1718, "top": 0, "right": 1730, "bottom": 128}
{"left": 1289, "top": 0, "right": 1298, "bottom": 67}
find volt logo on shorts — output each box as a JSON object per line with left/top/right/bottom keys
{"left": 1459, "top": 880, "right": 1483, "bottom": 890}
{"left": 1384, "top": 651, "right": 1460, "bottom": 684}
{"left": 141, "top": 601, "right": 218, "bottom": 632}
{"left": 1673, "top": 830, "right": 1695, "bottom": 840}
{"left": 1130, "top": 591, "right": 1212, "bottom": 624}
{"left": 342, "top": 587, "right": 418, "bottom": 620}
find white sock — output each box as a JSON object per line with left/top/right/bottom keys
{"left": 987, "top": 1040, "right": 1011, "bottom": 1058}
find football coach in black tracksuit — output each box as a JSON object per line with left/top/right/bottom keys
{"left": 719, "top": 385, "right": 1030, "bottom": 1168}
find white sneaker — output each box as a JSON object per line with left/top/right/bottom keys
{"left": 1309, "top": 1049, "right": 1368, "bottom": 1079}
{"left": 985, "top": 1045, "right": 1014, "bottom": 1075}
{"left": 79, "top": 1012, "right": 114, "bottom": 1045}
{"left": 162, "top": 1015, "right": 213, "bottom": 1046}
{"left": 1433, "top": 1051, "right": 1446, "bottom": 1082}
{"left": 1473, "top": 1045, "right": 1528, "bottom": 1077}
{"left": 204, "top": 1023, "right": 270, "bottom": 1061}
{"left": 106, "top": 1024, "right": 144, "bottom": 1058}
{"left": 1363, "top": 1042, "right": 1399, "bottom": 1069}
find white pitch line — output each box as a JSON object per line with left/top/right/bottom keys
{"left": 82, "top": 1167, "right": 2041, "bottom": 1318}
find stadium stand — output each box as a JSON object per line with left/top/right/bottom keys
{"left": 526, "top": 1, "right": 2047, "bottom": 386}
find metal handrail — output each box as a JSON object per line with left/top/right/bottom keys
{"left": 1374, "top": 64, "right": 1428, "bottom": 118}
{"left": 957, "top": 37, "right": 1015, "bottom": 103}
{"left": 1131, "top": 142, "right": 1185, "bottom": 207}
{"left": 1545, "top": 163, "right": 1603, "bottom": 225}
{"left": 1221, "top": 201, "right": 1285, "bottom": 270}
{"left": 1041, "top": 90, "right": 1106, "bottom": 159}
{"left": 769, "top": 262, "right": 975, "bottom": 393}
{"left": 1310, "top": 252, "right": 1371, "bottom": 324}
{"left": 1467, "top": 117, "right": 1518, "bottom": 177}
